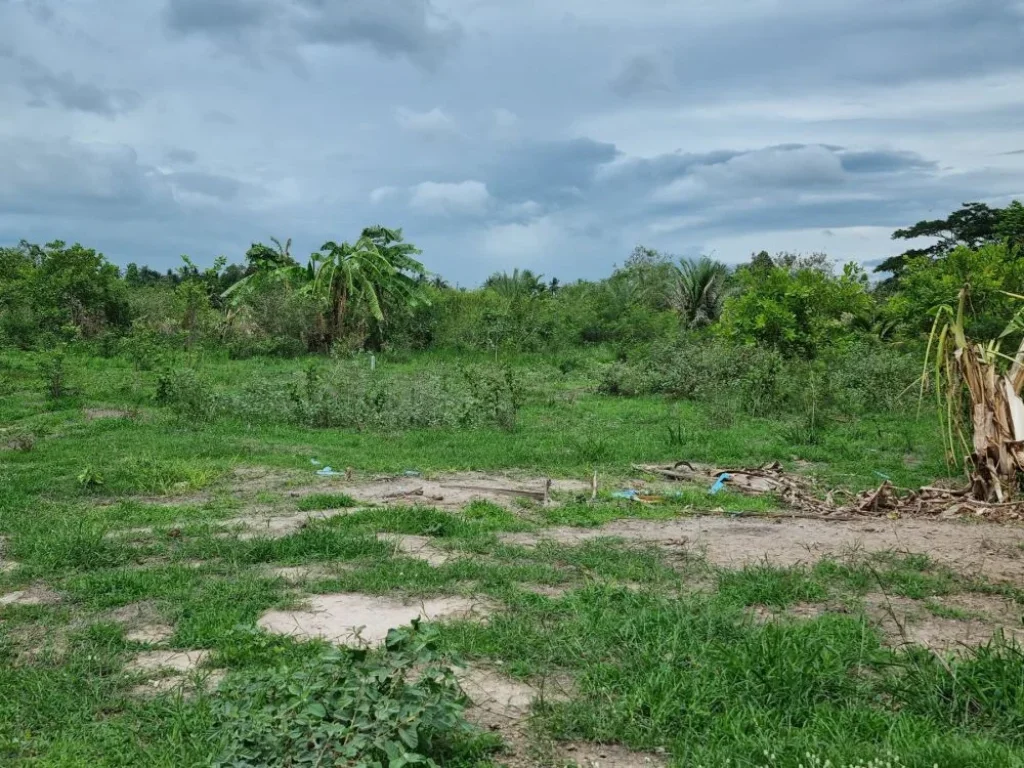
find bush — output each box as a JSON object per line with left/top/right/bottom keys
{"left": 213, "top": 622, "right": 490, "bottom": 767}
{"left": 597, "top": 335, "right": 920, "bottom": 419}
{"left": 155, "top": 367, "right": 218, "bottom": 422}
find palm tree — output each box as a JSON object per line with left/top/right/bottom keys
{"left": 483, "top": 268, "right": 546, "bottom": 298}
{"left": 668, "top": 257, "right": 729, "bottom": 328}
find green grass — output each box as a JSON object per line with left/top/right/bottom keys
{"left": 295, "top": 492, "right": 358, "bottom": 511}
{"left": 2, "top": 347, "right": 1021, "bottom": 767}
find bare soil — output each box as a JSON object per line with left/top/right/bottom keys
{"left": 257, "top": 593, "right": 491, "bottom": 646}
{"left": 377, "top": 533, "right": 453, "bottom": 565}
{"left": 341, "top": 472, "right": 590, "bottom": 511}
{"left": 106, "top": 601, "right": 174, "bottom": 644}
{"left": 0, "top": 585, "right": 60, "bottom": 606}
{"left": 500, "top": 516, "right": 1024, "bottom": 581}
{"left": 866, "top": 592, "right": 1024, "bottom": 652}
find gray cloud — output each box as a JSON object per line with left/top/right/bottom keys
{"left": 0, "top": 138, "right": 172, "bottom": 217}
{"left": 1, "top": 0, "right": 1023, "bottom": 281}
{"left": 294, "top": 0, "right": 460, "bottom": 69}
{"left": 165, "top": 148, "right": 199, "bottom": 165}
{"left": 166, "top": 170, "right": 242, "bottom": 200}
{"left": 610, "top": 54, "right": 672, "bottom": 97}
{"left": 164, "top": 0, "right": 274, "bottom": 35}
{"left": 484, "top": 138, "right": 619, "bottom": 203}
{"left": 162, "top": 0, "right": 460, "bottom": 68}
{"left": 1, "top": 50, "right": 141, "bottom": 116}
{"left": 838, "top": 149, "right": 937, "bottom": 173}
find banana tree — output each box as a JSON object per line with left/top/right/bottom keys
{"left": 309, "top": 230, "right": 427, "bottom": 345}
{"left": 925, "top": 286, "right": 1024, "bottom": 501}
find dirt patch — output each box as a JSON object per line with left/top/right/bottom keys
{"left": 377, "top": 534, "right": 453, "bottom": 566}
{"left": 521, "top": 584, "right": 571, "bottom": 598}
{"left": 866, "top": 593, "right": 1024, "bottom": 652}
{"left": 221, "top": 505, "right": 363, "bottom": 539}
{"left": 105, "top": 601, "right": 175, "bottom": 644}
{"left": 499, "top": 516, "right": 1024, "bottom": 581}
{"left": 128, "top": 649, "right": 209, "bottom": 673}
{"left": 265, "top": 564, "right": 353, "bottom": 583}
{"left": 257, "top": 593, "right": 490, "bottom": 646}
{"left": 460, "top": 665, "right": 572, "bottom": 727}
{"left": 126, "top": 650, "right": 223, "bottom": 697}
{"left": 746, "top": 602, "right": 831, "bottom": 624}
{"left": 342, "top": 472, "right": 590, "bottom": 511}
{"left": 558, "top": 743, "right": 667, "bottom": 768}
{"left": 84, "top": 408, "right": 131, "bottom": 420}
{"left": 131, "top": 669, "right": 225, "bottom": 698}
{"left": 0, "top": 585, "right": 60, "bottom": 607}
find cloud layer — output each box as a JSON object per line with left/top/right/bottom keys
{"left": 0, "top": 0, "right": 1022, "bottom": 282}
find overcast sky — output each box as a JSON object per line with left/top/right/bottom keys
{"left": 2, "top": 0, "right": 1023, "bottom": 284}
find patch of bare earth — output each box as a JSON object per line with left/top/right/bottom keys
{"left": 339, "top": 472, "right": 590, "bottom": 511}
{"left": 126, "top": 649, "right": 224, "bottom": 697}
{"left": 867, "top": 593, "right": 1024, "bottom": 652}
{"left": 0, "top": 584, "right": 60, "bottom": 606}
{"left": 558, "top": 743, "right": 667, "bottom": 768}
{"left": 265, "top": 564, "right": 346, "bottom": 583}
{"left": 221, "top": 505, "right": 363, "bottom": 539}
{"left": 499, "top": 517, "right": 1024, "bottom": 581}
{"left": 106, "top": 601, "right": 175, "bottom": 644}
{"left": 257, "top": 593, "right": 491, "bottom": 646}
{"left": 746, "top": 602, "right": 832, "bottom": 624}
{"left": 377, "top": 534, "right": 453, "bottom": 565}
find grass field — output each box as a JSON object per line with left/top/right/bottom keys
{"left": 2, "top": 349, "right": 1023, "bottom": 767}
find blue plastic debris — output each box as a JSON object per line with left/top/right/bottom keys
{"left": 403, "top": 470, "right": 422, "bottom": 477}
{"left": 316, "top": 466, "right": 343, "bottom": 477}
{"left": 310, "top": 459, "right": 322, "bottom": 466}
{"left": 612, "top": 489, "right": 640, "bottom": 501}
{"left": 709, "top": 473, "right": 732, "bottom": 495}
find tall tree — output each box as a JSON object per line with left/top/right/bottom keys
{"left": 876, "top": 202, "right": 1004, "bottom": 278}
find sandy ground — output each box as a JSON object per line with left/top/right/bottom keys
{"left": 257, "top": 593, "right": 492, "bottom": 645}
{"left": 499, "top": 516, "right": 1024, "bottom": 582}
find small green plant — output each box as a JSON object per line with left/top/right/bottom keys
{"left": 212, "top": 621, "right": 492, "bottom": 768}
{"left": 39, "top": 347, "right": 74, "bottom": 401}
{"left": 76, "top": 466, "right": 104, "bottom": 490}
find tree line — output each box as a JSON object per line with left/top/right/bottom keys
{"left": 1, "top": 200, "right": 1022, "bottom": 358}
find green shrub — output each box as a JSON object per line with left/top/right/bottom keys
{"left": 213, "top": 622, "right": 491, "bottom": 768}
{"left": 155, "top": 367, "right": 217, "bottom": 422}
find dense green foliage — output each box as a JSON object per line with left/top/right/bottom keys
{"left": 5, "top": 202, "right": 1021, "bottom": 366}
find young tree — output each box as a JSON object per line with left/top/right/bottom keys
{"left": 667, "top": 257, "right": 728, "bottom": 329}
